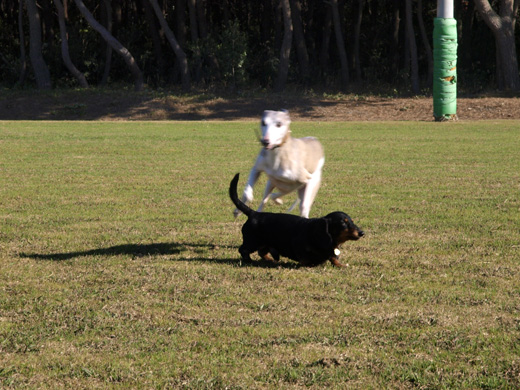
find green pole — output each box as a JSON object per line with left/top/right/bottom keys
{"left": 433, "top": 17, "right": 457, "bottom": 121}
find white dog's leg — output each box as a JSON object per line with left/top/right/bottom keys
{"left": 298, "top": 158, "right": 324, "bottom": 218}
{"left": 257, "top": 179, "right": 275, "bottom": 212}
{"left": 270, "top": 192, "right": 284, "bottom": 205}
{"left": 234, "top": 164, "right": 262, "bottom": 217}
{"left": 287, "top": 198, "right": 300, "bottom": 212}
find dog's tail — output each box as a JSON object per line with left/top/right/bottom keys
{"left": 229, "top": 173, "right": 253, "bottom": 216}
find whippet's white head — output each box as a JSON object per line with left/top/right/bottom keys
{"left": 260, "top": 110, "right": 291, "bottom": 150}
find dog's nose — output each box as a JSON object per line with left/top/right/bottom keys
{"left": 358, "top": 230, "right": 365, "bottom": 237}
{"left": 261, "top": 138, "right": 269, "bottom": 147}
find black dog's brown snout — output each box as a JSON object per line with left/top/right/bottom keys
{"left": 339, "top": 229, "right": 363, "bottom": 242}
{"left": 336, "top": 220, "right": 365, "bottom": 243}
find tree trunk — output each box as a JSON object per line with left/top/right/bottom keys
{"left": 274, "top": 0, "right": 293, "bottom": 92}
{"left": 305, "top": 0, "right": 317, "bottom": 64}
{"left": 196, "top": 0, "right": 220, "bottom": 81}
{"left": 188, "top": 0, "right": 202, "bottom": 82}
{"left": 221, "top": 0, "right": 230, "bottom": 26}
{"left": 196, "top": 0, "right": 208, "bottom": 39}
{"left": 274, "top": 0, "right": 283, "bottom": 54}
{"left": 142, "top": 0, "right": 166, "bottom": 82}
{"left": 352, "top": 0, "right": 364, "bottom": 81}
{"left": 495, "top": 27, "right": 518, "bottom": 90}
{"left": 290, "top": 0, "right": 310, "bottom": 83}
{"left": 260, "top": 0, "right": 273, "bottom": 46}
{"left": 330, "top": 0, "right": 349, "bottom": 90}
{"left": 73, "top": 0, "right": 143, "bottom": 91}
{"left": 148, "top": 0, "right": 191, "bottom": 91}
{"left": 390, "top": 0, "right": 400, "bottom": 79}
{"left": 175, "top": 0, "right": 187, "bottom": 47}
{"left": 25, "top": 0, "right": 52, "bottom": 89}
{"left": 459, "top": 0, "right": 476, "bottom": 70}
{"left": 40, "top": 0, "right": 54, "bottom": 48}
{"left": 416, "top": 0, "right": 432, "bottom": 87}
{"left": 187, "top": 1, "right": 198, "bottom": 42}
{"left": 474, "top": 0, "right": 520, "bottom": 91}
{"left": 174, "top": 0, "right": 187, "bottom": 84}
{"left": 100, "top": 0, "right": 113, "bottom": 85}
{"left": 53, "top": 0, "right": 89, "bottom": 87}
{"left": 405, "top": 0, "right": 419, "bottom": 94}
{"left": 17, "top": 0, "right": 27, "bottom": 86}
{"left": 319, "top": 6, "right": 332, "bottom": 80}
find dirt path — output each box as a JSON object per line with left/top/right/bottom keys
{"left": 1, "top": 91, "right": 519, "bottom": 121}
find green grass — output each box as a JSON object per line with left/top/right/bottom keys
{"left": 1, "top": 120, "right": 519, "bottom": 389}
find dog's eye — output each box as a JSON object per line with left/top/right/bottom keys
{"left": 276, "top": 122, "right": 282, "bottom": 127}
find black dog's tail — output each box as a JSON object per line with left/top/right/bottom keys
{"left": 229, "top": 173, "right": 253, "bottom": 216}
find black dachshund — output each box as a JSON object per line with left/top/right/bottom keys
{"left": 230, "top": 173, "right": 364, "bottom": 267}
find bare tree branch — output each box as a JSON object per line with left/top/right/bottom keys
{"left": 53, "top": 0, "right": 89, "bottom": 87}
{"left": 148, "top": 0, "right": 190, "bottom": 91}
{"left": 72, "top": 0, "right": 143, "bottom": 91}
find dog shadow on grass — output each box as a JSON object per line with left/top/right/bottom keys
{"left": 20, "top": 242, "right": 299, "bottom": 269}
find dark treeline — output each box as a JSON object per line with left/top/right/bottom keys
{"left": 1, "top": 0, "right": 519, "bottom": 94}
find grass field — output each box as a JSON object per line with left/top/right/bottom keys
{"left": 1, "top": 120, "right": 519, "bottom": 389}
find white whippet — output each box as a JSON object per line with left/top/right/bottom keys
{"left": 234, "top": 110, "right": 324, "bottom": 218}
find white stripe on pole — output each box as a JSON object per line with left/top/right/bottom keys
{"left": 437, "top": 0, "right": 454, "bottom": 18}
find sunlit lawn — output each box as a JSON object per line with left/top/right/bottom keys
{"left": 1, "top": 120, "right": 519, "bottom": 389}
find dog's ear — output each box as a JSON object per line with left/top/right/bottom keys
{"left": 311, "top": 219, "right": 333, "bottom": 251}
